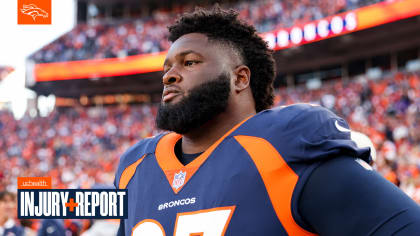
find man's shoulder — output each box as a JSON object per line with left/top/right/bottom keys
{"left": 118, "top": 133, "right": 166, "bottom": 167}
{"left": 233, "top": 103, "right": 368, "bottom": 163}
{"left": 237, "top": 103, "right": 339, "bottom": 135}
{"left": 114, "top": 133, "right": 166, "bottom": 187}
{"left": 261, "top": 103, "right": 352, "bottom": 144}
{"left": 265, "top": 103, "right": 338, "bottom": 124}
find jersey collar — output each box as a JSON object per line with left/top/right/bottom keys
{"left": 155, "top": 115, "right": 253, "bottom": 194}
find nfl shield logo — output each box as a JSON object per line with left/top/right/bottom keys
{"left": 172, "top": 171, "right": 186, "bottom": 190}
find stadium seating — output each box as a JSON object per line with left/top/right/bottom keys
{"left": 30, "top": 0, "right": 385, "bottom": 63}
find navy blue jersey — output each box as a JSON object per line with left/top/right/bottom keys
{"left": 114, "top": 104, "right": 370, "bottom": 235}
{"left": 2, "top": 225, "right": 24, "bottom": 236}
{"left": 300, "top": 156, "right": 420, "bottom": 235}
{"left": 37, "top": 219, "right": 67, "bottom": 236}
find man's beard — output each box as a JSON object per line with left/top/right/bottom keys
{"left": 156, "top": 73, "right": 231, "bottom": 134}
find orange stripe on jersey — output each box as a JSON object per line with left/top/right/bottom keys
{"left": 155, "top": 115, "right": 253, "bottom": 194}
{"left": 119, "top": 154, "right": 146, "bottom": 189}
{"left": 131, "top": 219, "right": 166, "bottom": 236}
{"left": 234, "top": 135, "right": 316, "bottom": 236}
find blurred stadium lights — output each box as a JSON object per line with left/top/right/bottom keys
{"left": 366, "top": 67, "right": 383, "bottom": 80}
{"left": 306, "top": 78, "right": 322, "bottom": 90}
{"left": 37, "top": 95, "right": 56, "bottom": 117}
{"left": 0, "top": 68, "right": 36, "bottom": 119}
{"left": 406, "top": 59, "right": 420, "bottom": 72}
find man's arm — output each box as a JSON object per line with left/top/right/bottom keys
{"left": 299, "top": 156, "right": 420, "bottom": 235}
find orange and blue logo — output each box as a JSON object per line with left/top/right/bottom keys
{"left": 18, "top": 0, "right": 51, "bottom": 25}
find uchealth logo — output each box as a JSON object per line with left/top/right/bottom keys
{"left": 18, "top": 0, "right": 51, "bottom": 25}
{"left": 18, "top": 177, "right": 52, "bottom": 189}
{"left": 17, "top": 177, "right": 128, "bottom": 219}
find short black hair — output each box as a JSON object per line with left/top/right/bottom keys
{"left": 168, "top": 7, "right": 275, "bottom": 112}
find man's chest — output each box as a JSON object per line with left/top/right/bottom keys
{"left": 124, "top": 144, "right": 287, "bottom": 235}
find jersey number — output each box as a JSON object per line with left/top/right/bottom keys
{"left": 132, "top": 206, "right": 235, "bottom": 236}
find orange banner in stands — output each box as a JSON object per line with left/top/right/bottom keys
{"left": 33, "top": 0, "right": 420, "bottom": 82}
{"left": 356, "top": 0, "right": 420, "bottom": 30}
{"left": 34, "top": 51, "right": 166, "bottom": 82}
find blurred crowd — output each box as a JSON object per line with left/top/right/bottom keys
{"left": 0, "top": 71, "right": 419, "bottom": 234}
{"left": 0, "top": 105, "right": 158, "bottom": 192}
{"left": 31, "top": 0, "right": 384, "bottom": 63}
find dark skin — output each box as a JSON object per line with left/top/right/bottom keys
{"left": 162, "top": 33, "right": 255, "bottom": 155}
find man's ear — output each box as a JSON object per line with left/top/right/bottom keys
{"left": 233, "top": 65, "right": 251, "bottom": 93}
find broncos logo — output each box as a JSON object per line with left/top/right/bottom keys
{"left": 20, "top": 4, "right": 48, "bottom": 21}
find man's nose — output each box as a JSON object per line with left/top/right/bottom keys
{"left": 162, "top": 68, "right": 182, "bottom": 85}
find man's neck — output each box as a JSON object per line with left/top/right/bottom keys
{"left": 181, "top": 108, "right": 256, "bottom": 154}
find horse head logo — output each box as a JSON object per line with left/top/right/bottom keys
{"left": 21, "top": 4, "right": 48, "bottom": 21}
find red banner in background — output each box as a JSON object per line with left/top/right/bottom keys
{"left": 262, "top": 0, "right": 420, "bottom": 51}
{"left": 33, "top": 0, "right": 420, "bottom": 82}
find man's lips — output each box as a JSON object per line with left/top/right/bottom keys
{"left": 162, "top": 92, "right": 181, "bottom": 102}
{"left": 162, "top": 88, "right": 182, "bottom": 102}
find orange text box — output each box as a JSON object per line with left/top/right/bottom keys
{"left": 18, "top": 177, "right": 52, "bottom": 189}
{"left": 18, "top": 0, "right": 51, "bottom": 25}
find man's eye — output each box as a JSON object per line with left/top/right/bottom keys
{"left": 184, "top": 60, "right": 199, "bottom": 66}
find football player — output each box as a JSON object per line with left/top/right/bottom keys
{"left": 115, "top": 7, "right": 420, "bottom": 235}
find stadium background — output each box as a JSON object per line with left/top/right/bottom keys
{"left": 0, "top": 0, "right": 420, "bottom": 235}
